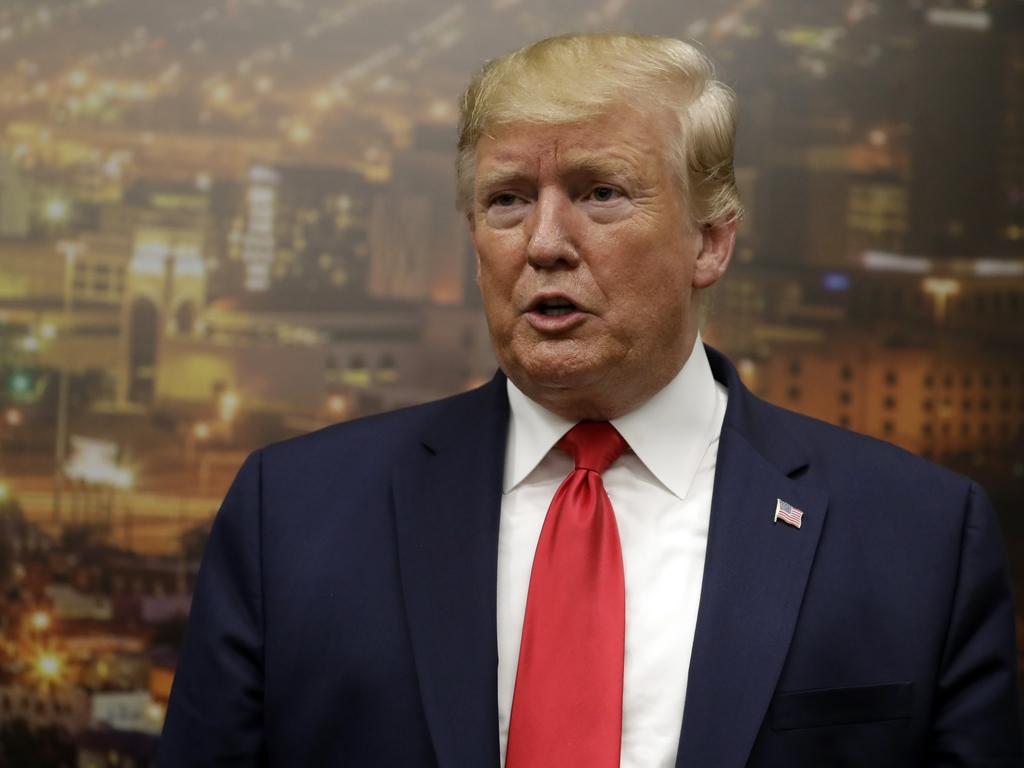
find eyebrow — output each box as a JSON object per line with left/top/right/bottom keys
{"left": 474, "top": 156, "right": 642, "bottom": 199}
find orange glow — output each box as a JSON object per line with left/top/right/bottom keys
{"left": 28, "top": 610, "right": 51, "bottom": 632}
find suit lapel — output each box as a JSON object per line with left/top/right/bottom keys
{"left": 392, "top": 373, "right": 509, "bottom": 768}
{"left": 675, "top": 349, "right": 829, "bottom": 768}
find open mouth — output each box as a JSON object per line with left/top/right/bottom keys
{"left": 534, "top": 297, "right": 577, "bottom": 317}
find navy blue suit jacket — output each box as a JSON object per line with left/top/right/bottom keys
{"left": 159, "top": 347, "right": 1022, "bottom": 767}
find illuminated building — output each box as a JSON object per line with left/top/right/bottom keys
{"left": 996, "top": 4, "right": 1024, "bottom": 253}
{"left": 240, "top": 165, "right": 277, "bottom": 292}
{"left": 909, "top": 3, "right": 1003, "bottom": 257}
{"left": 0, "top": 683, "right": 90, "bottom": 733}
{"left": 0, "top": 154, "right": 31, "bottom": 237}
{"left": 117, "top": 188, "right": 211, "bottom": 404}
{"left": 240, "top": 163, "right": 373, "bottom": 296}
{"left": 367, "top": 122, "right": 471, "bottom": 305}
{"left": 709, "top": 255, "right": 1024, "bottom": 462}
{"left": 154, "top": 295, "right": 494, "bottom": 419}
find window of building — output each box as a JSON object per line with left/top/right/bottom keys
{"left": 789, "top": 360, "right": 801, "bottom": 376}
{"left": 883, "top": 421, "right": 894, "bottom": 436}
{"left": 883, "top": 396, "right": 896, "bottom": 410}
{"left": 962, "top": 374, "right": 973, "bottom": 388}
{"left": 961, "top": 423, "right": 971, "bottom": 437}
{"left": 922, "top": 399, "right": 933, "bottom": 412}
{"left": 922, "top": 423, "right": 932, "bottom": 436}
{"left": 787, "top": 386, "right": 801, "bottom": 401}
{"left": 885, "top": 371, "right": 897, "bottom": 386}
{"left": 980, "top": 398, "right": 990, "bottom": 412}
{"left": 944, "top": 374, "right": 954, "bottom": 389}
{"left": 839, "top": 415, "right": 850, "bottom": 428}
{"left": 840, "top": 365, "right": 853, "bottom": 381}
{"left": 923, "top": 374, "right": 934, "bottom": 388}
{"left": 962, "top": 398, "right": 972, "bottom": 413}
{"left": 839, "top": 391, "right": 851, "bottom": 405}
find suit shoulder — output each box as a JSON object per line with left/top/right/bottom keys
{"left": 255, "top": 381, "right": 496, "bottom": 473}
{"left": 759, "top": 397, "right": 972, "bottom": 500}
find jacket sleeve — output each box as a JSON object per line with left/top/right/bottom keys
{"left": 158, "top": 450, "right": 266, "bottom": 766}
{"left": 929, "top": 480, "right": 1023, "bottom": 766}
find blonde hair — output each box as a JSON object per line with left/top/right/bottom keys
{"left": 456, "top": 32, "right": 743, "bottom": 227}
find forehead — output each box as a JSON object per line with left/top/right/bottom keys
{"left": 473, "top": 106, "right": 674, "bottom": 183}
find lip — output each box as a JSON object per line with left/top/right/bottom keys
{"left": 524, "top": 292, "right": 589, "bottom": 334}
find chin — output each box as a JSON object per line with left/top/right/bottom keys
{"left": 509, "top": 355, "right": 605, "bottom": 394}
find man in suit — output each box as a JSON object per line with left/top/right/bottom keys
{"left": 159, "top": 33, "right": 1022, "bottom": 767}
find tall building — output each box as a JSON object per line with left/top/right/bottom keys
{"left": 367, "top": 122, "right": 470, "bottom": 305}
{"left": 239, "top": 163, "right": 373, "bottom": 299}
{"left": 0, "top": 154, "right": 31, "bottom": 238}
{"left": 996, "top": 3, "right": 1024, "bottom": 254}
{"left": 908, "top": 5, "right": 1004, "bottom": 257}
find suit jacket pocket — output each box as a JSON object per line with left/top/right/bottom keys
{"left": 769, "top": 682, "right": 913, "bottom": 731}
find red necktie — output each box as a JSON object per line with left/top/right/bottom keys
{"left": 506, "top": 421, "right": 628, "bottom": 768}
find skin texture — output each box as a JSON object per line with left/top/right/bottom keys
{"left": 470, "top": 103, "right": 737, "bottom": 420}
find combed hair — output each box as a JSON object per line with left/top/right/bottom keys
{"left": 456, "top": 32, "right": 743, "bottom": 227}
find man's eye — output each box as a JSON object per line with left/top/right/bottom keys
{"left": 589, "top": 186, "right": 620, "bottom": 202}
{"left": 491, "top": 193, "right": 520, "bottom": 207}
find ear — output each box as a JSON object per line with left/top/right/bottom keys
{"left": 692, "top": 217, "right": 736, "bottom": 290}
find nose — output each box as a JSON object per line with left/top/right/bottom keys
{"left": 526, "top": 188, "right": 579, "bottom": 269}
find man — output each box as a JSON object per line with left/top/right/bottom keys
{"left": 159, "top": 33, "right": 1022, "bottom": 767}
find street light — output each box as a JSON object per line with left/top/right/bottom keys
{"left": 218, "top": 390, "right": 240, "bottom": 422}
{"left": 30, "top": 648, "right": 66, "bottom": 687}
{"left": 42, "top": 196, "right": 70, "bottom": 225}
{"left": 28, "top": 610, "right": 51, "bottom": 632}
{"left": 4, "top": 407, "right": 23, "bottom": 427}
{"left": 922, "top": 277, "right": 961, "bottom": 323}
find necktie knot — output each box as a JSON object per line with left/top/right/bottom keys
{"left": 557, "top": 421, "right": 627, "bottom": 474}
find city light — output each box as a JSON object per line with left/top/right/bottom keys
{"left": 288, "top": 123, "right": 312, "bottom": 144}
{"left": 922, "top": 277, "right": 962, "bottom": 322}
{"left": 218, "top": 390, "right": 240, "bottom": 422}
{"left": 4, "top": 408, "right": 23, "bottom": 427}
{"left": 327, "top": 394, "right": 348, "bottom": 417}
{"left": 0, "top": 482, "right": 9, "bottom": 502}
{"left": 8, "top": 370, "right": 34, "bottom": 398}
{"left": 42, "top": 196, "right": 70, "bottom": 224}
{"left": 29, "top": 648, "right": 67, "bottom": 687}
{"left": 28, "top": 610, "right": 52, "bottom": 632}
{"left": 193, "top": 421, "right": 211, "bottom": 441}
{"left": 64, "top": 436, "right": 135, "bottom": 489}
{"left": 67, "top": 69, "right": 89, "bottom": 88}
{"left": 210, "top": 83, "right": 232, "bottom": 104}
{"left": 311, "top": 91, "right": 334, "bottom": 111}
{"left": 862, "top": 251, "right": 932, "bottom": 274}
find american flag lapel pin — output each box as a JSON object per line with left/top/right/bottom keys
{"left": 774, "top": 498, "right": 804, "bottom": 529}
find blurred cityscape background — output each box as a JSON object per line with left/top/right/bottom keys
{"left": 0, "top": 0, "right": 1022, "bottom": 764}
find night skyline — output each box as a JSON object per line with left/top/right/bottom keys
{"left": 1, "top": 1, "right": 1022, "bottom": 763}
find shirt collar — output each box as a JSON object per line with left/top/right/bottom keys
{"left": 503, "top": 335, "right": 721, "bottom": 500}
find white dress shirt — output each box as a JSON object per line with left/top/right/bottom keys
{"left": 497, "top": 336, "right": 728, "bottom": 768}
